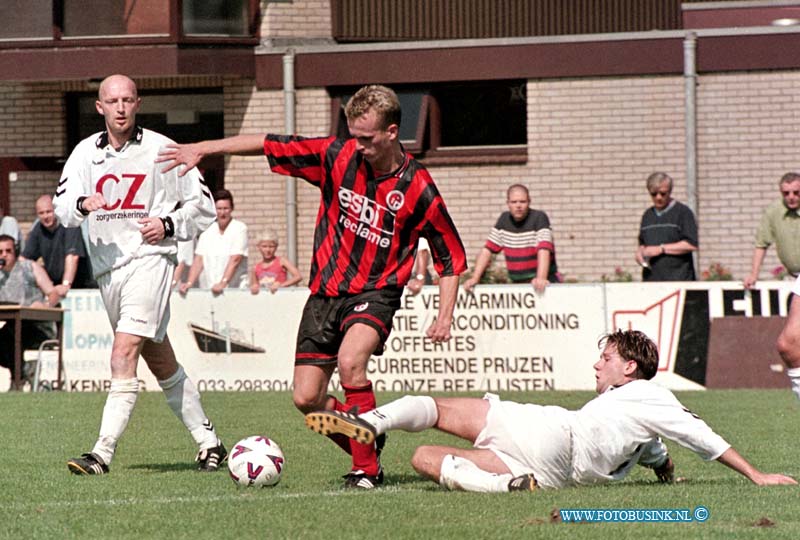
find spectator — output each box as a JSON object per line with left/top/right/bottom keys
{"left": 463, "top": 184, "right": 558, "bottom": 293}
{"left": 636, "top": 172, "right": 698, "bottom": 281}
{"left": 0, "top": 202, "right": 22, "bottom": 253}
{"left": 180, "top": 189, "right": 248, "bottom": 296}
{"left": 22, "top": 194, "right": 95, "bottom": 301}
{"left": 307, "top": 329, "right": 796, "bottom": 491}
{"left": 0, "top": 234, "right": 58, "bottom": 388}
{"left": 407, "top": 237, "right": 431, "bottom": 296}
{"left": 249, "top": 229, "right": 302, "bottom": 294}
{"left": 744, "top": 172, "right": 800, "bottom": 289}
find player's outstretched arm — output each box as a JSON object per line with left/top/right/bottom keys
{"left": 716, "top": 448, "right": 797, "bottom": 486}
{"left": 157, "top": 134, "right": 266, "bottom": 176}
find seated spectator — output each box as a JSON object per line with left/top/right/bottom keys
{"left": 248, "top": 229, "right": 302, "bottom": 294}
{"left": 407, "top": 237, "right": 431, "bottom": 296}
{"left": 180, "top": 189, "right": 248, "bottom": 296}
{"left": 0, "top": 234, "right": 58, "bottom": 388}
{"left": 0, "top": 202, "right": 22, "bottom": 253}
{"left": 635, "top": 172, "right": 698, "bottom": 281}
{"left": 22, "top": 194, "right": 95, "bottom": 301}
{"left": 463, "top": 184, "right": 559, "bottom": 293}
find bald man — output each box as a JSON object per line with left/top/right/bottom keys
{"left": 54, "top": 74, "right": 224, "bottom": 476}
{"left": 22, "top": 194, "right": 94, "bottom": 299}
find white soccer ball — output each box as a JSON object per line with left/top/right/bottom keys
{"left": 228, "top": 436, "right": 285, "bottom": 487}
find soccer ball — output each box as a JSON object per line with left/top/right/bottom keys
{"left": 228, "top": 436, "right": 285, "bottom": 487}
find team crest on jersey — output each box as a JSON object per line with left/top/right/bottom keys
{"left": 354, "top": 302, "right": 369, "bottom": 312}
{"left": 386, "top": 190, "right": 405, "bottom": 212}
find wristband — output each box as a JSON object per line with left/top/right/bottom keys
{"left": 76, "top": 196, "right": 90, "bottom": 216}
{"left": 415, "top": 274, "right": 425, "bottom": 281}
{"left": 160, "top": 216, "right": 175, "bottom": 238}
{"left": 660, "top": 244, "right": 665, "bottom": 255}
{"left": 62, "top": 280, "right": 71, "bottom": 287}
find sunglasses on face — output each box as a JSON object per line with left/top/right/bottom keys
{"left": 782, "top": 190, "right": 800, "bottom": 197}
{"left": 649, "top": 190, "right": 670, "bottom": 197}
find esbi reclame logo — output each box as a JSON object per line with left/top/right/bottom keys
{"left": 337, "top": 187, "right": 397, "bottom": 248}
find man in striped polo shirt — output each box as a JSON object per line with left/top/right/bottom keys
{"left": 463, "top": 184, "right": 558, "bottom": 293}
{"left": 158, "top": 84, "right": 468, "bottom": 489}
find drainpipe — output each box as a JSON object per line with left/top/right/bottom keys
{"left": 684, "top": 32, "right": 698, "bottom": 274}
{"left": 283, "top": 50, "right": 297, "bottom": 264}
{"left": 684, "top": 32, "right": 698, "bottom": 214}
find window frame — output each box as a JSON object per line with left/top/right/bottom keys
{"left": 330, "top": 82, "right": 527, "bottom": 166}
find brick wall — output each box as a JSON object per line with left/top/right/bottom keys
{"left": 696, "top": 71, "right": 800, "bottom": 282}
{"left": 2, "top": 71, "right": 798, "bottom": 284}
{"left": 261, "top": 0, "right": 332, "bottom": 41}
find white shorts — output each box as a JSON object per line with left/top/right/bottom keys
{"left": 474, "top": 393, "right": 573, "bottom": 489}
{"left": 97, "top": 255, "right": 174, "bottom": 342}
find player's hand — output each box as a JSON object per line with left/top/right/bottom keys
{"left": 178, "top": 282, "right": 191, "bottom": 296}
{"left": 462, "top": 276, "right": 478, "bottom": 293}
{"left": 250, "top": 283, "right": 261, "bottom": 295}
{"left": 80, "top": 193, "right": 107, "bottom": 213}
{"left": 138, "top": 217, "right": 165, "bottom": 245}
{"left": 743, "top": 275, "right": 757, "bottom": 290}
{"left": 654, "top": 457, "right": 675, "bottom": 484}
{"left": 426, "top": 318, "right": 452, "bottom": 343}
{"left": 269, "top": 283, "right": 281, "bottom": 294}
{"left": 156, "top": 143, "right": 202, "bottom": 176}
{"left": 532, "top": 277, "right": 549, "bottom": 293}
{"left": 407, "top": 278, "right": 423, "bottom": 295}
{"left": 750, "top": 472, "right": 797, "bottom": 486}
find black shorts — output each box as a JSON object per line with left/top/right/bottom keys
{"left": 295, "top": 289, "right": 402, "bottom": 367}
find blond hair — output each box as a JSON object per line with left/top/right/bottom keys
{"left": 260, "top": 229, "right": 279, "bottom": 244}
{"left": 344, "top": 85, "right": 401, "bottom": 129}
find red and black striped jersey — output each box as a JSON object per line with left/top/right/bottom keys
{"left": 263, "top": 134, "right": 467, "bottom": 297}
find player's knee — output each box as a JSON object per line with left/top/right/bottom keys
{"left": 777, "top": 329, "right": 800, "bottom": 366}
{"left": 410, "top": 446, "right": 436, "bottom": 476}
{"left": 292, "top": 391, "right": 323, "bottom": 414}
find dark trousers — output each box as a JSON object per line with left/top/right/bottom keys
{"left": 0, "top": 321, "right": 52, "bottom": 378}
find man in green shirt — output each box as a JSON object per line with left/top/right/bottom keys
{"left": 744, "top": 172, "right": 800, "bottom": 289}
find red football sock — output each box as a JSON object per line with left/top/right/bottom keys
{"left": 343, "top": 382, "right": 379, "bottom": 476}
{"left": 324, "top": 395, "right": 352, "bottom": 455}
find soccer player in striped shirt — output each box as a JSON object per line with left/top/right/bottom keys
{"left": 159, "top": 84, "right": 468, "bottom": 489}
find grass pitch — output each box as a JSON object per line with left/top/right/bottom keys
{"left": 2, "top": 389, "right": 799, "bottom": 539}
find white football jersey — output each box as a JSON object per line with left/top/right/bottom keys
{"left": 54, "top": 127, "right": 215, "bottom": 278}
{"left": 569, "top": 379, "right": 731, "bottom": 485}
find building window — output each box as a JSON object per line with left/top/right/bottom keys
{"left": 330, "top": 81, "right": 527, "bottom": 165}
{"left": 183, "top": 0, "right": 249, "bottom": 36}
{"left": 62, "top": 0, "right": 170, "bottom": 37}
{"left": 66, "top": 89, "right": 227, "bottom": 191}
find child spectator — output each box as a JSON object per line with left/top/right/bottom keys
{"left": 249, "top": 229, "right": 301, "bottom": 294}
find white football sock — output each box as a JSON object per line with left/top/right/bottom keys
{"left": 92, "top": 377, "right": 139, "bottom": 465}
{"left": 158, "top": 365, "right": 218, "bottom": 450}
{"left": 360, "top": 395, "right": 438, "bottom": 435}
{"left": 438, "top": 454, "right": 512, "bottom": 493}
{"left": 787, "top": 367, "right": 800, "bottom": 401}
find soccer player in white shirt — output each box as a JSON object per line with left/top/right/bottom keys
{"left": 54, "top": 74, "right": 225, "bottom": 475}
{"left": 306, "top": 329, "right": 796, "bottom": 491}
